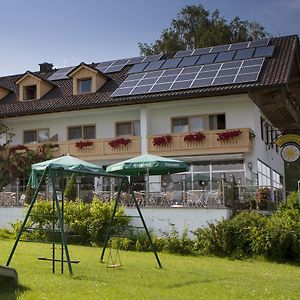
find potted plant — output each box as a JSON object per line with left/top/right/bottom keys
{"left": 184, "top": 132, "right": 205, "bottom": 143}
{"left": 75, "top": 140, "right": 94, "bottom": 150}
{"left": 108, "top": 138, "right": 131, "bottom": 148}
{"left": 152, "top": 135, "right": 172, "bottom": 147}
{"left": 217, "top": 130, "right": 241, "bottom": 141}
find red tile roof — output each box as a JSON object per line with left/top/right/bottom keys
{"left": 0, "top": 35, "right": 298, "bottom": 118}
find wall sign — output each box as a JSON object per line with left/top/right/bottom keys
{"left": 274, "top": 134, "right": 300, "bottom": 163}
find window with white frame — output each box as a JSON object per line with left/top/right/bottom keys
{"left": 24, "top": 129, "right": 49, "bottom": 144}
{"left": 257, "top": 160, "right": 271, "bottom": 186}
{"left": 68, "top": 125, "right": 95, "bottom": 140}
{"left": 116, "top": 121, "right": 140, "bottom": 136}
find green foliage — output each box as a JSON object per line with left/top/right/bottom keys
{"left": 285, "top": 160, "right": 300, "bottom": 192}
{"left": 0, "top": 228, "right": 14, "bottom": 239}
{"left": 194, "top": 211, "right": 267, "bottom": 259}
{"left": 264, "top": 192, "right": 300, "bottom": 261}
{"left": 64, "top": 174, "right": 77, "bottom": 201}
{"left": 139, "top": 4, "right": 268, "bottom": 55}
{"left": 13, "top": 198, "right": 130, "bottom": 246}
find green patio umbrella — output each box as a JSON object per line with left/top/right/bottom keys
{"left": 29, "top": 154, "right": 106, "bottom": 188}
{"left": 107, "top": 153, "right": 188, "bottom": 205}
{"left": 106, "top": 153, "right": 188, "bottom": 176}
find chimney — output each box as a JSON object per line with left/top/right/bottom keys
{"left": 39, "top": 62, "right": 53, "bottom": 73}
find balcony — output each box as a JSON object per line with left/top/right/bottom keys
{"left": 10, "top": 137, "right": 141, "bottom": 161}
{"left": 147, "top": 128, "right": 254, "bottom": 156}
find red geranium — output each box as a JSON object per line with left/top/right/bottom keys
{"left": 109, "top": 138, "right": 131, "bottom": 148}
{"left": 184, "top": 132, "right": 205, "bottom": 143}
{"left": 153, "top": 135, "right": 172, "bottom": 147}
{"left": 217, "top": 130, "right": 241, "bottom": 141}
{"left": 75, "top": 140, "right": 94, "bottom": 149}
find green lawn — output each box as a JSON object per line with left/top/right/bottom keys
{"left": 1, "top": 238, "right": 300, "bottom": 300}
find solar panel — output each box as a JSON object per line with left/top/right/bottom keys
{"left": 215, "top": 51, "right": 236, "bottom": 63}
{"left": 111, "top": 57, "right": 264, "bottom": 98}
{"left": 229, "top": 42, "right": 249, "bottom": 51}
{"left": 211, "top": 44, "right": 231, "bottom": 53}
{"left": 127, "top": 62, "right": 149, "bottom": 74}
{"left": 178, "top": 56, "right": 200, "bottom": 67}
{"left": 192, "top": 47, "right": 212, "bottom": 56}
{"left": 144, "top": 60, "right": 165, "bottom": 72}
{"left": 161, "top": 58, "right": 182, "bottom": 69}
{"left": 254, "top": 45, "right": 274, "bottom": 58}
{"left": 248, "top": 38, "right": 269, "bottom": 48}
{"left": 234, "top": 48, "right": 255, "bottom": 60}
{"left": 48, "top": 66, "right": 74, "bottom": 81}
{"left": 142, "top": 54, "right": 164, "bottom": 62}
{"left": 196, "top": 53, "right": 217, "bottom": 65}
{"left": 174, "top": 50, "right": 194, "bottom": 58}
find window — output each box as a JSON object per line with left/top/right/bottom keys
{"left": 68, "top": 125, "right": 95, "bottom": 140}
{"left": 24, "top": 129, "right": 49, "bottom": 144}
{"left": 116, "top": 121, "right": 140, "bottom": 136}
{"left": 23, "top": 85, "right": 37, "bottom": 100}
{"left": 78, "top": 78, "right": 92, "bottom": 94}
{"left": 172, "top": 116, "right": 205, "bottom": 133}
{"left": 209, "top": 114, "right": 225, "bottom": 130}
{"left": 257, "top": 160, "right": 271, "bottom": 186}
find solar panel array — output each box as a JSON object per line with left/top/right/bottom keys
{"left": 111, "top": 58, "right": 265, "bottom": 97}
{"left": 95, "top": 54, "right": 163, "bottom": 73}
{"left": 127, "top": 45, "right": 274, "bottom": 74}
{"left": 48, "top": 54, "right": 164, "bottom": 81}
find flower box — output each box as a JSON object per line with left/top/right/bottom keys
{"left": 75, "top": 140, "right": 94, "bottom": 150}
{"left": 153, "top": 135, "right": 172, "bottom": 147}
{"left": 184, "top": 132, "right": 205, "bottom": 143}
{"left": 217, "top": 130, "right": 241, "bottom": 141}
{"left": 109, "top": 138, "right": 131, "bottom": 148}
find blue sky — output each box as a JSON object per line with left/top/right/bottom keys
{"left": 0, "top": 0, "right": 299, "bottom": 76}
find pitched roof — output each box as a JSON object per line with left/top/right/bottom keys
{"left": 0, "top": 35, "right": 298, "bottom": 118}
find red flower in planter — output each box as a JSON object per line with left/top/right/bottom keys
{"left": 217, "top": 130, "right": 241, "bottom": 141}
{"left": 153, "top": 135, "right": 172, "bottom": 147}
{"left": 109, "top": 138, "right": 131, "bottom": 148}
{"left": 184, "top": 132, "right": 205, "bottom": 143}
{"left": 75, "top": 140, "right": 94, "bottom": 149}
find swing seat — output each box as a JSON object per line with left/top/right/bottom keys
{"left": 0, "top": 265, "right": 18, "bottom": 286}
{"left": 107, "top": 263, "right": 121, "bottom": 268}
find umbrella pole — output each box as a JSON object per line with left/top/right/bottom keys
{"left": 100, "top": 177, "right": 125, "bottom": 263}
{"left": 146, "top": 168, "right": 149, "bottom": 206}
{"left": 126, "top": 178, "right": 162, "bottom": 269}
{"left": 6, "top": 169, "right": 47, "bottom": 267}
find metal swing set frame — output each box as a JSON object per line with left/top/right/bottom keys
{"left": 5, "top": 165, "right": 162, "bottom": 276}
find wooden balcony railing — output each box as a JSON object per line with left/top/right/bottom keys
{"left": 8, "top": 137, "right": 141, "bottom": 161}
{"left": 147, "top": 128, "right": 254, "bottom": 156}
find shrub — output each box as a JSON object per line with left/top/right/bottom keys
{"left": 13, "top": 197, "right": 130, "bottom": 246}
{"left": 194, "top": 211, "right": 267, "bottom": 259}
{"left": 64, "top": 175, "right": 77, "bottom": 201}
{"left": 264, "top": 192, "right": 300, "bottom": 261}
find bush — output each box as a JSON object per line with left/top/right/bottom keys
{"left": 194, "top": 211, "right": 267, "bottom": 259}
{"left": 13, "top": 197, "right": 130, "bottom": 246}
{"left": 64, "top": 175, "right": 77, "bottom": 201}
{"left": 264, "top": 192, "right": 300, "bottom": 262}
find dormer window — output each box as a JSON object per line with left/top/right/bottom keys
{"left": 16, "top": 71, "right": 56, "bottom": 101}
{"left": 67, "top": 63, "right": 108, "bottom": 96}
{"left": 24, "top": 85, "right": 37, "bottom": 100}
{"left": 78, "top": 78, "right": 92, "bottom": 94}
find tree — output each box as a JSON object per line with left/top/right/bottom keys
{"left": 139, "top": 4, "right": 269, "bottom": 56}
{"left": 64, "top": 174, "right": 77, "bottom": 201}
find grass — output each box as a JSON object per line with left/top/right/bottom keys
{"left": 1, "top": 238, "right": 300, "bottom": 300}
